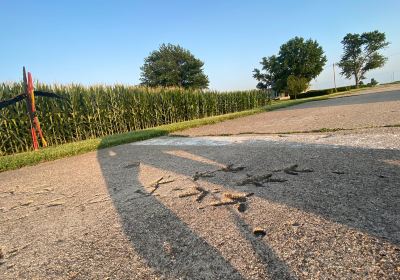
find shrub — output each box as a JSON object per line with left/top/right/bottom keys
{"left": 287, "top": 76, "right": 309, "bottom": 99}
{"left": 369, "top": 78, "right": 378, "bottom": 86}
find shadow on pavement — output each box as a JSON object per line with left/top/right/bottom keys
{"left": 97, "top": 135, "right": 400, "bottom": 278}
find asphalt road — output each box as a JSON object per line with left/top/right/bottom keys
{"left": 0, "top": 87, "right": 399, "bottom": 279}
{"left": 174, "top": 87, "right": 400, "bottom": 136}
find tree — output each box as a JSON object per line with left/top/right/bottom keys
{"left": 140, "top": 43, "right": 209, "bottom": 89}
{"left": 338, "top": 30, "right": 389, "bottom": 87}
{"left": 286, "top": 75, "right": 309, "bottom": 99}
{"left": 253, "top": 37, "right": 326, "bottom": 93}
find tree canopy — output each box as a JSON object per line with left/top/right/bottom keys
{"left": 253, "top": 37, "right": 326, "bottom": 93}
{"left": 338, "top": 30, "right": 389, "bottom": 87}
{"left": 140, "top": 43, "right": 209, "bottom": 89}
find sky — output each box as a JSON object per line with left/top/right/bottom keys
{"left": 1, "top": 0, "right": 399, "bottom": 91}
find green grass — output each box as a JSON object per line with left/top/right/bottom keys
{"left": 0, "top": 88, "right": 380, "bottom": 172}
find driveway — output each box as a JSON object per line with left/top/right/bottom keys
{"left": 1, "top": 87, "right": 399, "bottom": 279}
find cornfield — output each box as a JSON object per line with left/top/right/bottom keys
{"left": 0, "top": 83, "right": 270, "bottom": 155}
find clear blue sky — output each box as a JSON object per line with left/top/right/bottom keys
{"left": 1, "top": 0, "right": 399, "bottom": 91}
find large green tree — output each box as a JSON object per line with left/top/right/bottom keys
{"left": 253, "top": 37, "right": 327, "bottom": 93}
{"left": 140, "top": 43, "right": 209, "bottom": 89}
{"left": 338, "top": 30, "right": 389, "bottom": 87}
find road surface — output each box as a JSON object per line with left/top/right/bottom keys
{"left": 1, "top": 87, "right": 399, "bottom": 279}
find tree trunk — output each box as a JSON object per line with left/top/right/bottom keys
{"left": 354, "top": 73, "right": 359, "bottom": 88}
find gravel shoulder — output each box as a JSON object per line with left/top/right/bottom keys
{"left": 1, "top": 87, "right": 400, "bottom": 279}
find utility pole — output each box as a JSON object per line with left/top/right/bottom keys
{"left": 333, "top": 63, "right": 337, "bottom": 92}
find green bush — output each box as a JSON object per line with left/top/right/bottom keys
{"left": 293, "top": 88, "right": 331, "bottom": 99}
{"left": 286, "top": 76, "right": 309, "bottom": 99}
{"left": 292, "top": 83, "right": 371, "bottom": 99}
{"left": 369, "top": 78, "right": 378, "bottom": 86}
